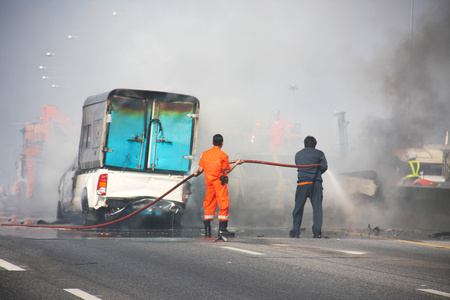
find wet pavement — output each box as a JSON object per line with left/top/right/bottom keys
{"left": 1, "top": 219, "right": 449, "bottom": 244}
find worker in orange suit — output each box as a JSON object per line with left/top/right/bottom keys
{"left": 194, "top": 134, "right": 242, "bottom": 238}
{"left": 269, "top": 109, "right": 290, "bottom": 152}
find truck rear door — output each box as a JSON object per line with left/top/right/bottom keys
{"left": 104, "top": 94, "right": 197, "bottom": 174}
{"left": 148, "top": 101, "right": 195, "bottom": 173}
{"left": 104, "top": 97, "right": 149, "bottom": 170}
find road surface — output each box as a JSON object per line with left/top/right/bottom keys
{"left": 1, "top": 225, "right": 449, "bottom": 299}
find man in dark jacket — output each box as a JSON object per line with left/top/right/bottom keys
{"left": 290, "top": 136, "right": 328, "bottom": 238}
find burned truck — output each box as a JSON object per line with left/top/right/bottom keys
{"left": 58, "top": 89, "right": 200, "bottom": 227}
{"left": 395, "top": 144, "right": 450, "bottom": 187}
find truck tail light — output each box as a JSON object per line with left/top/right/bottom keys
{"left": 182, "top": 182, "right": 191, "bottom": 202}
{"left": 97, "top": 174, "right": 108, "bottom": 195}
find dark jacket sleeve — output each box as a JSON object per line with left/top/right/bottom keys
{"left": 320, "top": 151, "right": 328, "bottom": 174}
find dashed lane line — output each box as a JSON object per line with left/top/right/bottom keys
{"left": 335, "top": 250, "right": 366, "bottom": 255}
{"left": 64, "top": 288, "right": 103, "bottom": 300}
{"left": 0, "top": 259, "right": 103, "bottom": 298}
{"left": 417, "top": 288, "right": 450, "bottom": 298}
{"left": 0, "top": 258, "right": 26, "bottom": 271}
{"left": 221, "top": 246, "right": 266, "bottom": 256}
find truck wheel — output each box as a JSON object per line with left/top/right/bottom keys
{"left": 56, "top": 201, "right": 65, "bottom": 221}
{"left": 81, "top": 191, "right": 92, "bottom": 226}
{"left": 81, "top": 201, "right": 89, "bottom": 226}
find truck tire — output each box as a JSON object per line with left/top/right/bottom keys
{"left": 81, "top": 189, "right": 92, "bottom": 226}
{"left": 56, "top": 201, "right": 65, "bottom": 221}
{"left": 57, "top": 181, "right": 67, "bottom": 221}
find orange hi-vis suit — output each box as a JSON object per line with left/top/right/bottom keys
{"left": 198, "top": 146, "right": 231, "bottom": 222}
{"left": 270, "top": 118, "right": 289, "bottom": 152}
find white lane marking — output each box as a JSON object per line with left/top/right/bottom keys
{"left": 0, "top": 259, "right": 26, "bottom": 271}
{"left": 417, "top": 289, "right": 450, "bottom": 298}
{"left": 273, "top": 245, "right": 367, "bottom": 255}
{"left": 336, "top": 250, "right": 366, "bottom": 255}
{"left": 221, "top": 246, "right": 266, "bottom": 256}
{"left": 64, "top": 288, "right": 103, "bottom": 300}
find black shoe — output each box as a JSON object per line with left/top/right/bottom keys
{"left": 219, "top": 221, "right": 235, "bottom": 237}
{"left": 203, "top": 220, "right": 211, "bottom": 238}
{"left": 313, "top": 234, "right": 321, "bottom": 238}
{"left": 289, "top": 229, "right": 300, "bottom": 238}
{"left": 219, "top": 229, "right": 235, "bottom": 238}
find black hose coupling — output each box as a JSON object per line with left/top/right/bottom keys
{"left": 220, "top": 175, "right": 228, "bottom": 185}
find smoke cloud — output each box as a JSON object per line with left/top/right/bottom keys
{"left": 0, "top": 1, "right": 448, "bottom": 229}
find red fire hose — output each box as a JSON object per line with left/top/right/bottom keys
{"left": 1, "top": 174, "right": 195, "bottom": 230}
{"left": 233, "top": 159, "right": 320, "bottom": 169}
{"left": 0, "top": 160, "right": 319, "bottom": 229}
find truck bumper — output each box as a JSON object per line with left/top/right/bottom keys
{"left": 103, "top": 198, "right": 186, "bottom": 225}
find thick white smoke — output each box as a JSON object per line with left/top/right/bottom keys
{"left": 0, "top": 1, "right": 447, "bottom": 229}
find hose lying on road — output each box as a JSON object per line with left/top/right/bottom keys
{"left": 1, "top": 174, "right": 195, "bottom": 230}
{"left": 0, "top": 160, "right": 319, "bottom": 229}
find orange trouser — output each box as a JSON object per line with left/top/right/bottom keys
{"left": 203, "top": 179, "right": 230, "bottom": 221}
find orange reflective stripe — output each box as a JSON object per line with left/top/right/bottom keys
{"left": 298, "top": 182, "right": 313, "bottom": 186}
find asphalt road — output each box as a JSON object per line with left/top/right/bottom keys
{"left": 1, "top": 225, "right": 449, "bottom": 300}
